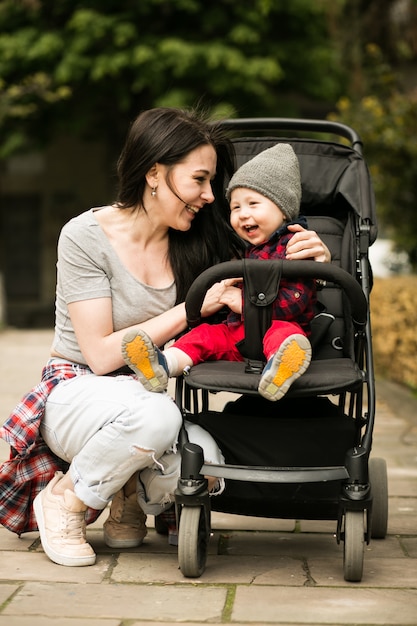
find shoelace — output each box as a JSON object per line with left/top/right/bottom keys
{"left": 60, "top": 510, "right": 87, "bottom": 542}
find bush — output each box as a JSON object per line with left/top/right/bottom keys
{"left": 370, "top": 276, "right": 417, "bottom": 389}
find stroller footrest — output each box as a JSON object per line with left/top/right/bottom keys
{"left": 201, "top": 462, "right": 349, "bottom": 484}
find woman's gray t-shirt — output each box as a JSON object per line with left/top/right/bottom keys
{"left": 52, "top": 208, "right": 177, "bottom": 365}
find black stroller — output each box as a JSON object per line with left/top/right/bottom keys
{"left": 171, "top": 118, "right": 388, "bottom": 582}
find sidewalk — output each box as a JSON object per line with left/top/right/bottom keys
{"left": 0, "top": 328, "right": 416, "bottom": 625}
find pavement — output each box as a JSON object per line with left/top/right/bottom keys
{"left": 0, "top": 327, "right": 416, "bottom": 626}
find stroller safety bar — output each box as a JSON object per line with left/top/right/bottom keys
{"left": 185, "top": 259, "right": 368, "bottom": 328}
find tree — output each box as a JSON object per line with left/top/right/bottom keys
{"left": 330, "top": 52, "right": 417, "bottom": 268}
{"left": 327, "top": 1, "right": 417, "bottom": 269}
{"left": 0, "top": 0, "right": 344, "bottom": 158}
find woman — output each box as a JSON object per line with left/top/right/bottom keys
{"left": 0, "top": 108, "right": 330, "bottom": 567}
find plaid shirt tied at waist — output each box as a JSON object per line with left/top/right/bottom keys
{"left": 0, "top": 361, "right": 126, "bottom": 535}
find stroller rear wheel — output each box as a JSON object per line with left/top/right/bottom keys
{"left": 343, "top": 509, "right": 365, "bottom": 582}
{"left": 178, "top": 505, "right": 209, "bottom": 578}
{"left": 369, "top": 457, "right": 388, "bottom": 539}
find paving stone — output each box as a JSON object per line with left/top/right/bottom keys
{"left": 309, "top": 556, "right": 417, "bottom": 587}
{"left": 0, "top": 528, "right": 39, "bottom": 551}
{"left": 232, "top": 586, "right": 417, "bottom": 624}
{"left": 363, "top": 535, "right": 406, "bottom": 558}
{"left": 111, "top": 552, "right": 181, "bottom": 584}
{"left": 0, "top": 583, "right": 19, "bottom": 605}
{"left": 211, "top": 511, "right": 296, "bottom": 532}
{"left": 388, "top": 477, "right": 417, "bottom": 497}
{"left": 387, "top": 497, "right": 417, "bottom": 534}
{"left": 401, "top": 536, "right": 417, "bottom": 557}
{"left": 2, "top": 581, "right": 227, "bottom": 622}
{"left": 298, "top": 519, "right": 338, "bottom": 533}
{"left": 112, "top": 552, "right": 307, "bottom": 585}
{"left": 0, "top": 551, "right": 113, "bottom": 583}
{"left": 223, "top": 530, "right": 342, "bottom": 558}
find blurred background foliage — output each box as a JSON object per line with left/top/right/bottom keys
{"left": 328, "top": 0, "right": 417, "bottom": 269}
{"left": 0, "top": 0, "right": 344, "bottom": 155}
{"left": 1, "top": 0, "right": 417, "bottom": 266}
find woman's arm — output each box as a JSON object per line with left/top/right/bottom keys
{"left": 68, "top": 298, "right": 189, "bottom": 375}
{"left": 68, "top": 283, "right": 228, "bottom": 376}
{"left": 285, "top": 224, "right": 331, "bottom": 263}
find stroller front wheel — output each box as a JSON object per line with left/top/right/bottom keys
{"left": 343, "top": 509, "right": 365, "bottom": 582}
{"left": 178, "top": 505, "right": 209, "bottom": 578}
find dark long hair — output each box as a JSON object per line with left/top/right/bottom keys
{"left": 116, "top": 107, "right": 244, "bottom": 302}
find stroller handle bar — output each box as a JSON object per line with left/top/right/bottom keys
{"left": 185, "top": 259, "right": 368, "bottom": 328}
{"left": 219, "top": 118, "right": 363, "bottom": 153}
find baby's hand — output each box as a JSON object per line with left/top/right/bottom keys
{"left": 219, "top": 278, "right": 243, "bottom": 314}
{"left": 201, "top": 278, "right": 243, "bottom": 316}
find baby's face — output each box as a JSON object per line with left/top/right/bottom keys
{"left": 229, "top": 188, "right": 286, "bottom": 245}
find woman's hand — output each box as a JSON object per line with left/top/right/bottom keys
{"left": 286, "top": 224, "right": 331, "bottom": 263}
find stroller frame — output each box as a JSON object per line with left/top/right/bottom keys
{"left": 171, "top": 118, "right": 388, "bottom": 582}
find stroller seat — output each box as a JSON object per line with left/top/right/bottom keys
{"left": 182, "top": 356, "right": 363, "bottom": 396}
{"left": 182, "top": 212, "right": 367, "bottom": 398}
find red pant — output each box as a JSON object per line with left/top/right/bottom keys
{"left": 172, "top": 320, "right": 306, "bottom": 365}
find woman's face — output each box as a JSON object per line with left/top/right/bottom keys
{"left": 156, "top": 144, "right": 217, "bottom": 231}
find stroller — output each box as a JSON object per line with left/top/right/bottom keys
{"left": 171, "top": 118, "right": 388, "bottom": 583}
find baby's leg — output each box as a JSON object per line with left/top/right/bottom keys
{"left": 163, "top": 346, "right": 193, "bottom": 376}
{"left": 122, "top": 329, "right": 192, "bottom": 392}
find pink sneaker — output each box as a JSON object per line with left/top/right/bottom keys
{"left": 33, "top": 472, "right": 96, "bottom": 567}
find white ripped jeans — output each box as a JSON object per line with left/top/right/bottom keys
{"left": 40, "top": 362, "right": 224, "bottom": 514}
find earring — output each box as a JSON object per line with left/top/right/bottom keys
{"left": 151, "top": 186, "right": 157, "bottom": 197}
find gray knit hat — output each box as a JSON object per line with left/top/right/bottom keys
{"left": 226, "top": 143, "right": 302, "bottom": 221}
